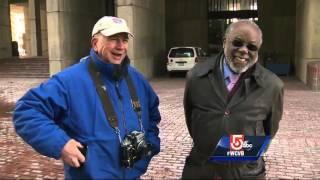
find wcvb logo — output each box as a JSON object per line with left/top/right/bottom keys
{"left": 230, "top": 134, "right": 244, "bottom": 151}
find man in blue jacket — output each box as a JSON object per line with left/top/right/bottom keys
{"left": 13, "top": 16, "right": 161, "bottom": 179}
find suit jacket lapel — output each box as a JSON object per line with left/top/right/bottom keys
{"left": 208, "top": 71, "right": 228, "bottom": 104}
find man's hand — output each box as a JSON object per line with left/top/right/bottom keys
{"left": 61, "top": 139, "right": 86, "bottom": 168}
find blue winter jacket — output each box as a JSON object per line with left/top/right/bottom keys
{"left": 13, "top": 49, "right": 161, "bottom": 179}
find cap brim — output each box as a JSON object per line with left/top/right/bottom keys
{"left": 100, "top": 29, "right": 134, "bottom": 38}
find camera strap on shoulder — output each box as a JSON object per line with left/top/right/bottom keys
{"left": 125, "top": 75, "right": 144, "bottom": 132}
{"left": 88, "top": 58, "right": 143, "bottom": 141}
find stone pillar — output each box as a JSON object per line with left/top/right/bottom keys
{"left": 0, "top": 0, "right": 12, "bottom": 59}
{"left": 117, "top": 0, "right": 166, "bottom": 78}
{"left": 295, "top": 0, "right": 320, "bottom": 83}
{"left": 46, "top": 0, "right": 106, "bottom": 75}
{"left": 40, "top": 0, "right": 48, "bottom": 56}
{"left": 28, "top": 0, "right": 42, "bottom": 56}
{"left": 23, "top": 2, "right": 31, "bottom": 56}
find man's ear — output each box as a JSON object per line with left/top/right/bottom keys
{"left": 223, "top": 38, "right": 226, "bottom": 49}
{"left": 91, "top": 37, "right": 98, "bottom": 51}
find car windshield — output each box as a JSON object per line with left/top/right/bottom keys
{"left": 169, "top": 48, "right": 194, "bottom": 58}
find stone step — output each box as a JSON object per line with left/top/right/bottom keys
{"left": 1, "top": 62, "right": 48, "bottom": 66}
{"left": 0, "top": 57, "right": 50, "bottom": 78}
{"left": 1, "top": 66, "right": 49, "bottom": 69}
{"left": 0, "top": 72, "right": 49, "bottom": 77}
{"left": 0, "top": 75, "right": 49, "bottom": 78}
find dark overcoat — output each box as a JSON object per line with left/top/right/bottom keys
{"left": 182, "top": 52, "right": 284, "bottom": 179}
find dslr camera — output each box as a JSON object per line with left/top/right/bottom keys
{"left": 120, "top": 131, "right": 153, "bottom": 168}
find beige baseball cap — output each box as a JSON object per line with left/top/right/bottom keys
{"left": 91, "top": 16, "right": 134, "bottom": 37}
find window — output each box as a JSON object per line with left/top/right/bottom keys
{"left": 169, "top": 48, "right": 195, "bottom": 58}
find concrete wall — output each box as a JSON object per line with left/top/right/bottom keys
{"left": 0, "top": 0, "right": 12, "bottom": 59}
{"left": 117, "top": 0, "right": 166, "bottom": 78}
{"left": 295, "top": 0, "right": 320, "bottom": 83}
{"left": 258, "top": 0, "right": 296, "bottom": 67}
{"left": 47, "top": 0, "right": 107, "bottom": 75}
{"left": 166, "top": 0, "right": 208, "bottom": 52}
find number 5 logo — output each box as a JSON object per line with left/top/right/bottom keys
{"left": 230, "top": 134, "right": 244, "bottom": 151}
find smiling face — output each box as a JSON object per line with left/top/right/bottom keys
{"left": 223, "top": 22, "right": 262, "bottom": 73}
{"left": 91, "top": 32, "right": 129, "bottom": 64}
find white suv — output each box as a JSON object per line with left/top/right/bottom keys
{"left": 166, "top": 47, "right": 205, "bottom": 74}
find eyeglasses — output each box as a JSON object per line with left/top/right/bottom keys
{"left": 231, "top": 39, "right": 259, "bottom": 51}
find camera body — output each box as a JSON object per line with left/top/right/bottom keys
{"left": 120, "top": 131, "right": 153, "bottom": 168}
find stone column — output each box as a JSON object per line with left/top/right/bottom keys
{"left": 29, "top": 0, "right": 42, "bottom": 56}
{"left": 0, "top": 0, "right": 12, "bottom": 59}
{"left": 295, "top": 0, "right": 320, "bottom": 83}
{"left": 28, "top": 0, "right": 42, "bottom": 56}
{"left": 117, "top": 0, "right": 166, "bottom": 78}
{"left": 46, "top": 0, "right": 106, "bottom": 75}
{"left": 40, "top": 0, "right": 48, "bottom": 56}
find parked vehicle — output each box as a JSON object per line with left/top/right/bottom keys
{"left": 166, "top": 47, "right": 206, "bottom": 75}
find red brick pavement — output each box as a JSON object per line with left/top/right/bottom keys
{"left": 0, "top": 76, "right": 319, "bottom": 179}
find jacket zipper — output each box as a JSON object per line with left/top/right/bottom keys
{"left": 115, "top": 80, "right": 127, "bottom": 179}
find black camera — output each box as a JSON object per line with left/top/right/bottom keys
{"left": 120, "top": 131, "right": 153, "bottom": 168}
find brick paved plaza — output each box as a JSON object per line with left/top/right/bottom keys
{"left": 0, "top": 76, "right": 319, "bottom": 179}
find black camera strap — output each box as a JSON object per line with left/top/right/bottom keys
{"left": 88, "top": 58, "right": 143, "bottom": 141}
{"left": 125, "top": 75, "right": 144, "bottom": 132}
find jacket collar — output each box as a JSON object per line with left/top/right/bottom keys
{"left": 194, "top": 52, "right": 223, "bottom": 77}
{"left": 89, "top": 48, "right": 129, "bottom": 81}
{"left": 251, "top": 63, "right": 266, "bottom": 88}
{"left": 195, "top": 51, "right": 266, "bottom": 88}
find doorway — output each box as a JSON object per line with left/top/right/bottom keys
{"left": 9, "top": 0, "right": 47, "bottom": 57}
{"left": 10, "top": 2, "right": 27, "bottom": 56}
{"left": 207, "top": 0, "right": 258, "bottom": 55}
